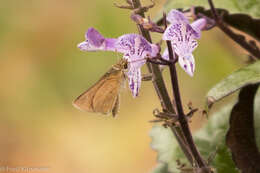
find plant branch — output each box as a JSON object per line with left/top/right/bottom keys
{"left": 166, "top": 40, "right": 209, "bottom": 169}
{"left": 208, "top": 0, "right": 260, "bottom": 59}
{"left": 129, "top": 0, "right": 194, "bottom": 165}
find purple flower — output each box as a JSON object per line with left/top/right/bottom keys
{"left": 77, "top": 28, "right": 117, "bottom": 51}
{"left": 162, "top": 10, "right": 206, "bottom": 76}
{"left": 78, "top": 28, "right": 159, "bottom": 97}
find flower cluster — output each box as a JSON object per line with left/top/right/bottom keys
{"left": 77, "top": 9, "right": 206, "bottom": 97}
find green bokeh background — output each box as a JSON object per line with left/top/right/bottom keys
{"left": 0, "top": 0, "right": 243, "bottom": 172}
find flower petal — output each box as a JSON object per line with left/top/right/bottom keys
{"left": 123, "top": 54, "right": 146, "bottom": 70}
{"left": 78, "top": 28, "right": 118, "bottom": 52}
{"left": 190, "top": 18, "right": 207, "bottom": 39}
{"left": 86, "top": 27, "right": 105, "bottom": 47}
{"left": 78, "top": 28, "right": 105, "bottom": 51}
{"left": 127, "top": 66, "right": 141, "bottom": 97}
{"left": 116, "top": 34, "right": 159, "bottom": 58}
{"left": 161, "top": 48, "right": 196, "bottom": 76}
{"left": 104, "top": 38, "right": 117, "bottom": 51}
{"left": 162, "top": 10, "right": 204, "bottom": 77}
{"left": 178, "top": 54, "right": 195, "bottom": 76}
{"left": 163, "top": 22, "right": 199, "bottom": 42}
{"left": 162, "top": 48, "right": 169, "bottom": 61}
{"left": 163, "top": 22, "right": 199, "bottom": 57}
{"left": 167, "top": 9, "right": 189, "bottom": 24}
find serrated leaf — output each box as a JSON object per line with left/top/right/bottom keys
{"left": 150, "top": 93, "right": 260, "bottom": 173}
{"left": 206, "top": 61, "right": 260, "bottom": 110}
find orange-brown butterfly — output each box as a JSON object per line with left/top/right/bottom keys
{"left": 73, "top": 59, "right": 128, "bottom": 117}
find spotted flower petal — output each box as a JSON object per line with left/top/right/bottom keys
{"left": 162, "top": 10, "right": 205, "bottom": 76}
{"left": 117, "top": 34, "right": 159, "bottom": 97}
{"left": 119, "top": 35, "right": 158, "bottom": 69}
{"left": 123, "top": 54, "right": 146, "bottom": 70}
{"left": 127, "top": 66, "right": 141, "bottom": 97}
{"left": 162, "top": 50, "right": 195, "bottom": 76}
{"left": 116, "top": 34, "right": 159, "bottom": 58}
{"left": 179, "top": 54, "right": 195, "bottom": 76}
{"left": 116, "top": 34, "right": 159, "bottom": 97}
{"left": 163, "top": 21, "right": 200, "bottom": 42}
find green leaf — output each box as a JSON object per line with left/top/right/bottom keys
{"left": 150, "top": 125, "right": 178, "bottom": 171}
{"left": 156, "top": 0, "right": 260, "bottom": 20}
{"left": 150, "top": 93, "right": 260, "bottom": 173}
{"left": 154, "top": 0, "right": 260, "bottom": 41}
{"left": 206, "top": 61, "right": 260, "bottom": 110}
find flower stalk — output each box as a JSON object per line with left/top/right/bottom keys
{"left": 130, "top": 0, "right": 210, "bottom": 170}
{"left": 166, "top": 40, "right": 208, "bottom": 169}
{"left": 130, "top": 0, "right": 195, "bottom": 165}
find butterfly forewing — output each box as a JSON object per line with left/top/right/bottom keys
{"left": 73, "top": 61, "right": 126, "bottom": 116}
{"left": 92, "top": 72, "right": 123, "bottom": 115}
{"left": 73, "top": 78, "right": 107, "bottom": 112}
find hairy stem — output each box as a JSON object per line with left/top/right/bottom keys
{"left": 130, "top": 0, "right": 194, "bottom": 164}
{"left": 166, "top": 41, "right": 208, "bottom": 169}
{"left": 208, "top": 0, "right": 260, "bottom": 59}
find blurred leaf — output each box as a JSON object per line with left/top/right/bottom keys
{"left": 156, "top": 6, "right": 260, "bottom": 41}
{"left": 206, "top": 61, "right": 260, "bottom": 110}
{"left": 150, "top": 125, "right": 178, "bottom": 169}
{"left": 193, "top": 7, "right": 260, "bottom": 41}
{"left": 226, "top": 84, "right": 260, "bottom": 173}
{"left": 150, "top": 107, "right": 237, "bottom": 173}
{"left": 155, "top": 2, "right": 260, "bottom": 41}
{"left": 150, "top": 93, "right": 260, "bottom": 173}
{"left": 155, "top": 0, "right": 260, "bottom": 23}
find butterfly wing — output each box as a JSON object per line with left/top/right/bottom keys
{"left": 73, "top": 67, "right": 124, "bottom": 116}
{"left": 73, "top": 77, "right": 107, "bottom": 112}
{"left": 112, "top": 95, "right": 120, "bottom": 117}
{"left": 92, "top": 76, "right": 122, "bottom": 115}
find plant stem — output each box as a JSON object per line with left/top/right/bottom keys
{"left": 131, "top": 0, "right": 173, "bottom": 113}
{"left": 166, "top": 41, "right": 208, "bottom": 169}
{"left": 130, "top": 0, "right": 194, "bottom": 164}
{"left": 208, "top": 0, "right": 260, "bottom": 59}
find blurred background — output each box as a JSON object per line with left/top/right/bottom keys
{"left": 0, "top": 0, "right": 245, "bottom": 172}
